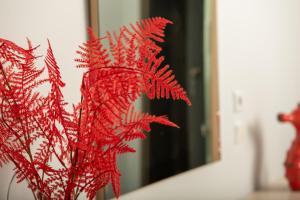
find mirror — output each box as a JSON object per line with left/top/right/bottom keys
{"left": 88, "top": 0, "right": 219, "bottom": 198}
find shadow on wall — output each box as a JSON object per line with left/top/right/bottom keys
{"left": 249, "top": 119, "right": 268, "bottom": 190}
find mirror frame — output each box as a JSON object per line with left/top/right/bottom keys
{"left": 87, "top": 0, "right": 220, "bottom": 198}
{"left": 210, "top": 0, "right": 220, "bottom": 162}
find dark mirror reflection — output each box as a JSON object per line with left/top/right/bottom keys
{"left": 148, "top": 0, "right": 206, "bottom": 183}
{"left": 98, "top": 0, "right": 219, "bottom": 198}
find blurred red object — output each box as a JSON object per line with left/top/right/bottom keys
{"left": 278, "top": 104, "right": 300, "bottom": 190}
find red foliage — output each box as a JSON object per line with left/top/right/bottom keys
{"left": 0, "top": 17, "right": 190, "bottom": 200}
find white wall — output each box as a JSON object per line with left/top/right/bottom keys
{"left": 0, "top": 0, "right": 87, "bottom": 199}
{"left": 1, "top": 0, "right": 300, "bottom": 200}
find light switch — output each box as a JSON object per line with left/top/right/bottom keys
{"left": 234, "top": 121, "right": 247, "bottom": 145}
{"left": 233, "top": 90, "right": 244, "bottom": 112}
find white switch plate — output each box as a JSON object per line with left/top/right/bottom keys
{"left": 233, "top": 90, "right": 244, "bottom": 112}
{"left": 234, "top": 121, "right": 247, "bottom": 145}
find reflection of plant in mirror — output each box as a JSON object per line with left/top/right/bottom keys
{"left": 0, "top": 17, "right": 190, "bottom": 200}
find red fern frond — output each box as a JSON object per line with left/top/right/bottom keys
{"left": 107, "top": 31, "right": 126, "bottom": 67}
{"left": 0, "top": 38, "right": 34, "bottom": 67}
{"left": 126, "top": 17, "right": 173, "bottom": 43}
{"left": 45, "top": 40, "right": 65, "bottom": 88}
{"left": 142, "top": 55, "right": 192, "bottom": 105}
{"left": 75, "top": 28, "right": 111, "bottom": 69}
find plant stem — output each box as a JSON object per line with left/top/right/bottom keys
{"left": 5, "top": 152, "right": 38, "bottom": 200}
{"left": 6, "top": 173, "right": 16, "bottom": 200}
{"left": 66, "top": 94, "right": 83, "bottom": 200}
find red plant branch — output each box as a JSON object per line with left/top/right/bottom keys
{"left": 0, "top": 17, "right": 191, "bottom": 200}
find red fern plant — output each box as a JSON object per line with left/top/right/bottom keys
{"left": 0, "top": 17, "right": 191, "bottom": 200}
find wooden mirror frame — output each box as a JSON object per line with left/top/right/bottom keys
{"left": 210, "top": 0, "right": 220, "bottom": 162}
